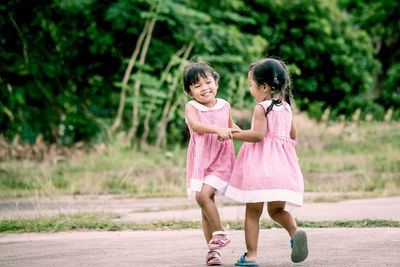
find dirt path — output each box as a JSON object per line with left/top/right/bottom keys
{"left": 1, "top": 195, "right": 400, "bottom": 266}
{"left": 1, "top": 228, "right": 399, "bottom": 266}
{"left": 1, "top": 194, "right": 400, "bottom": 222}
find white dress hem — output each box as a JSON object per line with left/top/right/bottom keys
{"left": 187, "top": 175, "right": 228, "bottom": 199}
{"left": 224, "top": 185, "right": 303, "bottom": 207}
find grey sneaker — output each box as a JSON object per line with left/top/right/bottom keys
{"left": 291, "top": 229, "right": 308, "bottom": 263}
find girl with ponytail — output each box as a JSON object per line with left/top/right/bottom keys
{"left": 225, "top": 58, "right": 308, "bottom": 266}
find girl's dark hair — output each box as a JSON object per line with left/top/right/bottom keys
{"left": 183, "top": 62, "right": 219, "bottom": 94}
{"left": 249, "top": 58, "right": 293, "bottom": 115}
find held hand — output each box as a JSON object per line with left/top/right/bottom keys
{"left": 217, "top": 135, "right": 231, "bottom": 141}
{"left": 216, "top": 128, "right": 232, "bottom": 141}
{"left": 217, "top": 128, "right": 240, "bottom": 141}
{"left": 231, "top": 128, "right": 241, "bottom": 134}
{"left": 217, "top": 135, "right": 232, "bottom": 141}
{"left": 232, "top": 123, "right": 242, "bottom": 132}
{"left": 230, "top": 128, "right": 241, "bottom": 140}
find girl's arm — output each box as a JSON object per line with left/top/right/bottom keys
{"left": 232, "top": 104, "right": 267, "bottom": 142}
{"left": 228, "top": 108, "right": 241, "bottom": 131}
{"left": 185, "top": 103, "right": 235, "bottom": 139}
{"left": 290, "top": 119, "right": 297, "bottom": 140}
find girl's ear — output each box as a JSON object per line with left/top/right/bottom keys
{"left": 262, "top": 83, "right": 269, "bottom": 93}
{"left": 215, "top": 79, "right": 219, "bottom": 89}
{"left": 188, "top": 91, "right": 194, "bottom": 98}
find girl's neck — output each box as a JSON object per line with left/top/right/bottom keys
{"left": 194, "top": 98, "right": 217, "bottom": 108}
{"left": 264, "top": 94, "right": 281, "bottom": 102}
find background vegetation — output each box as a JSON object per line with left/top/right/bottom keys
{"left": 1, "top": 0, "right": 399, "bottom": 147}
{"left": 1, "top": 114, "right": 399, "bottom": 199}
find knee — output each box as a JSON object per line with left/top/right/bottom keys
{"left": 195, "top": 191, "right": 210, "bottom": 207}
{"left": 246, "top": 204, "right": 263, "bottom": 218}
{"left": 267, "top": 206, "right": 284, "bottom": 218}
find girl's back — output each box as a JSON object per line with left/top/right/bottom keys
{"left": 259, "top": 100, "right": 292, "bottom": 138}
{"left": 225, "top": 100, "right": 303, "bottom": 206}
{"left": 225, "top": 58, "right": 308, "bottom": 264}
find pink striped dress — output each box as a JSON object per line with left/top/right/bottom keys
{"left": 185, "top": 98, "right": 235, "bottom": 199}
{"left": 225, "top": 100, "right": 304, "bottom": 206}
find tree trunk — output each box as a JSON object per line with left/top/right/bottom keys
{"left": 373, "top": 37, "right": 400, "bottom": 99}
{"left": 140, "top": 45, "right": 186, "bottom": 149}
{"left": 109, "top": 19, "right": 150, "bottom": 135}
{"left": 126, "top": 14, "right": 157, "bottom": 146}
{"left": 155, "top": 40, "right": 194, "bottom": 148}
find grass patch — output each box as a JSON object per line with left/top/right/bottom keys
{"left": 132, "top": 204, "right": 199, "bottom": 213}
{"left": 294, "top": 115, "right": 400, "bottom": 196}
{"left": 0, "top": 115, "right": 399, "bottom": 200}
{"left": 1, "top": 213, "right": 399, "bottom": 233}
{"left": 0, "top": 144, "right": 187, "bottom": 199}
{"left": 296, "top": 219, "right": 400, "bottom": 228}
{"left": 0, "top": 212, "right": 122, "bottom": 233}
{"left": 132, "top": 202, "right": 244, "bottom": 213}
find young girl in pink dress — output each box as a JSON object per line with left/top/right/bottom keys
{"left": 225, "top": 58, "right": 308, "bottom": 266}
{"left": 184, "top": 62, "right": 240, "bottom": 266}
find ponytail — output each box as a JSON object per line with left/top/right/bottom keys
{"left": 250, "top": 58, "right": 293, "bottom": 116}
{"left": 279, "top": 61, "right": 292, "bottom": 106}
{"left": 265, "top": 98, "right": 282, "bottom": 116}
{"left": 265, "top": 89, "right": 283, "bottom": 116}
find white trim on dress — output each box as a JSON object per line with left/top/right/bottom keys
{"left": 187, "top": 175, "right": 228, "bottom": 199}
{"left": 224, "top": 185, "right": 303, "bottom": 207}
{"left": 187, "top": 98, "right": 227, "bottom": 111}
{"left": 259, "top": 100, "right": 292, "bottom": 112}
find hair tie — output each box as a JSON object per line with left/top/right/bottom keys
{"left": 273, "top": 77, "right": 279, "bottom": 87}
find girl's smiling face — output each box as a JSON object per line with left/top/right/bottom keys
{"left": 189, "top": 73, "right": 218, "bottom": 107}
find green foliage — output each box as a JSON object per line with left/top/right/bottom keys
{"left": 245, "top": 0, "right": 378, "bottom": 119}
{"left": 1, "top": 0, "right": 120, "bottom": 144}
{"left": 0, "top": 0, "right": 398, "bottom": 145}
{"left": 380, "top": 63, "right": 400, "bottom": 120}
{"left": 339, "top": 0, "right": 400, "bottom": 112}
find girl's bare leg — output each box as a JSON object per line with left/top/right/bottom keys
{"left": 196, "top": 185, "right": 225, "bottom": 265}
{"left": 195, "top": 184, "right": 224, "bottom": 244}
{"left": 201, "top": 195, "right": 215, "bottom": 243}
{"left": 243, "top": 202, "right": 264, "bottom": 261}
{"left": 268, "top": 201, "right": 308, "bottom": 263}
{"left": 267, "top": 201, "right": 297, "bottom": 238}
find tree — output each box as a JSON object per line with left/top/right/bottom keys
{"left": 339, "top": 0, "right": 400, "bottom": 116}
{"left": 1, "top": 0, "right": 394, "bottom": 147}
{"left": 242, "top": 0, "right": 378, "bottom": 120}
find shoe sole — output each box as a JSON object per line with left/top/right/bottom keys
{"left": 208, "top": 239, "right": 231, "bottom": 250}
{"left": 291, "top": 230, "right": 308, "bottom": 263}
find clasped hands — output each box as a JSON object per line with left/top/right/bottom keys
{"left": 216, "top": 128, "right": 241, "bottom": 141}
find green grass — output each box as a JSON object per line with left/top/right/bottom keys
{"left": 0, "top": 116, "right": 399, "bottom": 200}
{"left": 294, "top": 117, "right": 400, "bottom": 197}
{"left": 0, "top": 212, "right": 122, "bottom": 233}
{"left": 0, "top": 143, "right": 187, "bottom": 198}
{"left": 132, "top": 202, "right": 245, "bottom": 213}
{"left": 131, "top": 204, "right": 200, "bottom": 213}
{"left": 1, "top": 212, "right": 399, "bottom": 233}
